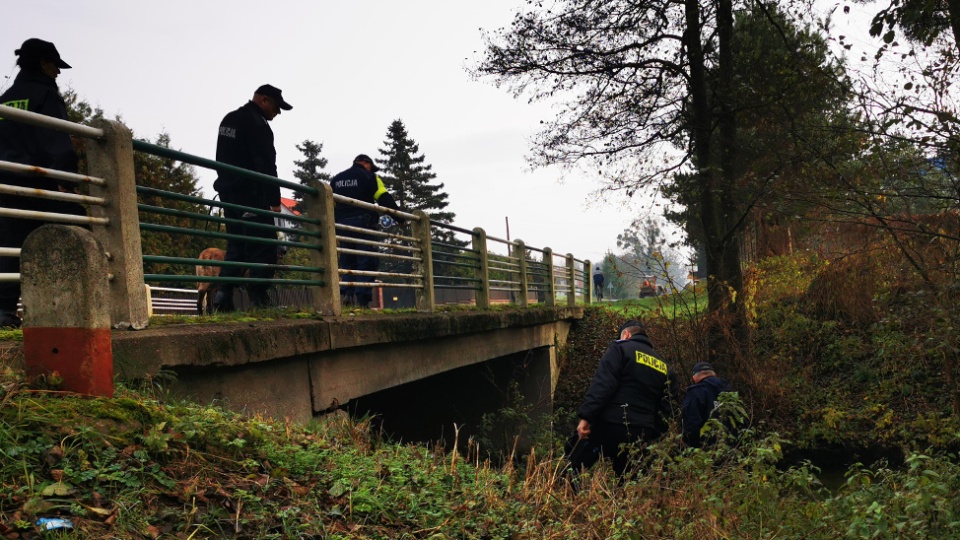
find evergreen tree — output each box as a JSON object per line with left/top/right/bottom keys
{"left": 376, "top": 119, "right": 454, "bottom": 231}
{"left": 376, "top": 120, "right": 465, "bottom": 283}
{"left": 62, "top": 89, "right": 104, "bottom": 125}
{"left": 292, "top": 140, "right": 330, "bottom": 214}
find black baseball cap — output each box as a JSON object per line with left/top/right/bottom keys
{"left": 255, "top": 84, "right": 292, "bottom": 110}
{"left": 692, "top": 362, "right": 714, "bottom": 375}
{"left": 15, "top": 38, "right": 71, "bottom": 68}
{"left": 354, "top": 154, "right": 379, "bottom": 172}
{"left": 618, "top": 319, "right": 646, "bottom": 334}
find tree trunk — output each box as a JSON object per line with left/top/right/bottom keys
{"left": 686, "top": 0, "right": 749, "bottom": 367}
{"left": 947, "top": 0, "right": 960, "bottom": 56}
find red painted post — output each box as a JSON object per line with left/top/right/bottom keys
{"left": 20, "top": 225, "right": 113, "bottom": 396}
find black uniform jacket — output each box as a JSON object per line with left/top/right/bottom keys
{"left": 213, "top": 101, "right": 280, "bottom": 209}
{"left": 682, "top": 375, "right": 731, "bottom": 447}
{"left": 0, "top": 70, "right": 77, "bottom": 192}
{"left": 578, "top": 333, "right": 678, "bottom": 431}
{"left": 328, "top": 164, "right": 400, "bottom": 223}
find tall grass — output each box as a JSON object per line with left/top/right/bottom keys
{"left": 3, "top": 373, "right": 960, "bottom": 539}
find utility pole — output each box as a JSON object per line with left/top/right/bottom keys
{"left": 505, "top": 216, "right": 511, "bottom": 242}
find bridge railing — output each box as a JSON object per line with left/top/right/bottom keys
{"left": 130, "top": 140, "right": 338, "bottom": 314}
{"left": 0, "top": 106, "right": 594, "bottom": 327}
{"left": 0, "top": 105, "right": 151, "bottom": 328}
{"left": 430, "top": 221, "right": 484, "bottom": 306}
{"left": 0, "top": 105, "right": 110, "bottom": 283}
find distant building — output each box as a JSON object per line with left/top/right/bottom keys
{"left": 277, "top": 197, "right": 301, "bottom": 247}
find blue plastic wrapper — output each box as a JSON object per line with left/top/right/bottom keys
{"left": 36, "top": 517, "right": 74, "bottom": 530}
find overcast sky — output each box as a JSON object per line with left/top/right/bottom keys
{"left": 0, "top": 0, "right": 667, "bottom": 266}
{"left": 2, "top": 0, "right": 885, "bottom": 268}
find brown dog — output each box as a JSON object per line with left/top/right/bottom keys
{"left": 196, "top": 247, "right": 226, "bottom": 315}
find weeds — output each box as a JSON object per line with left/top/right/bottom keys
{"left": 4, "top": 365, "right": 960, "bottom": 538}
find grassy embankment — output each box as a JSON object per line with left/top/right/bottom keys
{"left": 3, "top": 250, "right": 960, "bottom": 538}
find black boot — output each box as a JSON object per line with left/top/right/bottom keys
{"left": 248, "top": 287, "right": 271, "bottom": 308}
{"left": 213, "top": 287, "right": 236, "bottom": 312}
{"left": 0, "top": 310, "right": 21, "bottom": 329}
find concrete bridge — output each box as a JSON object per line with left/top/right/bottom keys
{"left": 0, "top": 104, "right": 592, "bottom": 442}
{"left": 112, "top": 307, "right": 581, "bottom": 445}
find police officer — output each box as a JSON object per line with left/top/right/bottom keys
{"left": 681, "top": 362, "right": 732, "bottom": 448}
{"left": 573, "top": 319, "right": 678, "bottom": 477}
{"left": 212, "top": 84, "right": 292, "bottom": 311}
{"left": 329, "top": 154, "right": 401, "bottom": 307}
{"left": 0, "top": 38, "right": 84, "bottom": 328}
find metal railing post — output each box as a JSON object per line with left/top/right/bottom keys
{"left": 584, "top": 259, "right": 594, "bottom": 304}
{"left": 301, "top": 180, "right": 341, "bottom": 315}
{"left": 513, "top": 239, "right": 528, "bottom": 308}
{"left": 411, "top": 209, "right": 435, "bottom": 311}
{"left": 86, "top": 119, "right": 149, "bottom": 329}
{"left": 472, "top": 227, "right": 490, "bottom": 309}
{"left": 543, "top": 247, "right": 556, "bottom": 307}
{"left": 566, "top": 253, "right": 577, "bottom": 306}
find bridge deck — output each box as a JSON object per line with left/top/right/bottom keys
{"left": 2, "top": 307, "right": 583, "bottom": 423}
{"left": 111, "top": 307, "right": 582, "bottom": 376}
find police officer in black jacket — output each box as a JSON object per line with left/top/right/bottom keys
{"left": 682, "top": 362, "right": 732, "bottom": 448}
{"left": 0, "top": 38, "right": 84, "bottom": 328}
{"left": 212, "top": 84, "right": 291, "bottom": 311}
{"left": 329, "top": 155, "right": 401, "bottom": 307}
{"left": 573, "top": 319, "right": 678, "bottom": 477}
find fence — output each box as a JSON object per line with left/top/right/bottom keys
{"left": 0, "top": 104, "right": 594, "bottom": 327}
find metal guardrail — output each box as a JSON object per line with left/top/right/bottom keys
{"left": 0, "top": 103, "right": 111, "bottom": 285}
{"left": 131, "top": 140, "right": 327, "bottom": 300}
{"left": 0, "top": 103, "right": 596, "bottom": 323}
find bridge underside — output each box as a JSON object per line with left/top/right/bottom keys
{"left": 112, "top": 308, "right": 580, "bottom": 425}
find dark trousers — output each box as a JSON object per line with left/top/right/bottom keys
{"left": 337, "top": 214, "right": 378, "bottom": 306}
{"left": 219, "top": 207, "right": 278, "bottom": 303}
{"left": 593, "top": 275, "right": 604, "bottom": 299}
{"left": 566, "top": 422, "right": 660, "bottom": 478}
{"left": 0, "top": 189, "right": 85, "bottom": 313}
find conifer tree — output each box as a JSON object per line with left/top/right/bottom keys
{"left": 292, "top": 140, "right": 330, "bottom": 214}
{"left": 376, "top": 120, "right": 455, "bottom": 230}
{"left": 376, "top": 119, "right": 464, "bottom": 283}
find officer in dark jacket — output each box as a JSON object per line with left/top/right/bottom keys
{"left": 212, "top": 84, "right": 292, "bottom": 311}
{"left": 329, "top": 154, "right": 401, "bottom": 307}
{"left": 0, "top": 38, "right": 84, "bottom": 328}
{"left": 573, "top": 319, "right": 678, "bottom": 477}
{"left": 681, "top": 362, "right": 732, "bottom": 448}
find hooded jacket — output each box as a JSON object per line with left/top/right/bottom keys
{"left": 578, "top": 333, "right": 678, "bottom": 432}
{"left": 0, "top": 70, "right": 77, "bottom": 192}
{"left": 213, "top": 101, "right": 280, "bottom": 209}
{"left": 681, "top": 375, "right": 732, "bottom": 447}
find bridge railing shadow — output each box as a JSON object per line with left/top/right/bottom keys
{"left": 0, "top": 106, "right": 597, "bottom": 329}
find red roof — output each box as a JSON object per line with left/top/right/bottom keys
{"left": 279, "top": 197, "right": 301, "bottom": 216}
